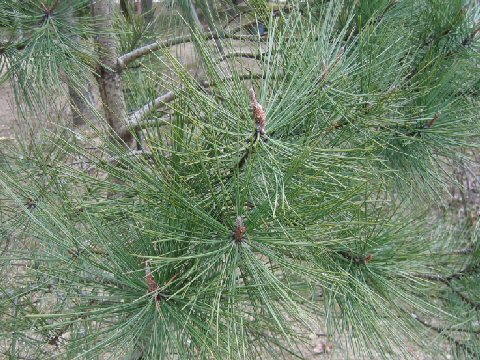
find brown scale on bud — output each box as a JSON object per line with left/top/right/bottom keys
{"left": 425, "top": 112, "right": 441, "bottom": 129}
{"left": 233, "top": 216, "right": 247, "bottom": 243}
{"left": 145, "top": 261, "right": 177, "bottom": 304}
{"left": 321, "top": 47, "right": 345, "bottom": 80}
{"left": 250, "top": 87, "right": 266, "bottom": 136}
{"left": 339, "top": 251, "right": 374, "bottom": 265}
{"left": 40, "top": 0, "right": 59, "bottom": 21}
{"left": 364, "top": 254, "right": 374, "bottom": 264}
{"left": 145, "top": 260, "right": 159, "bottom": 294}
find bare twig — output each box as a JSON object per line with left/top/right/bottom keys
{"left": 216, "top": 50, "right": 263, "bottom": 64}
{"left": 126, "top": 91, "right": 175, "bottom": 128}
{"left": 446, "top": 282, "right": 480, "bottom": 311}
{"left": 117, "top": 32, "right": 265, "bottom": 71}
{"left": 414, "top": 263, "right": 480, "bottom": 283}
{"left": 117, "top": 34, "right": 192, "bottom": 70}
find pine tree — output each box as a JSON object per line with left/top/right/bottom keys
{"left": 1, "top": 1, "right": 479, "bottom": 359}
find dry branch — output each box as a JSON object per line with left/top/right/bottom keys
{"left": 216, "top": 50, "right": 263, "bottom": 64}
{"left": 127, "top": 91, "right": 175, "bottom": 126}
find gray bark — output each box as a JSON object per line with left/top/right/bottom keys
{"left": 66, "top": 7, "right": 97, "bottom": 127}
{"left": 68, "top": 81, "right": 97, "bottom": 127}
{"left": 135, "top": 0, "right": 142, "bottom": 15}
{"left": 92, "top": 0, "right": 132, "bottom": 145}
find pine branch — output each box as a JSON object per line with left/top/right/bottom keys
{"left": 46, "top": 323, "right": 71, "bottom": 347}
{"left": 442, "top": 248, "right": 474, "bottom": 256}
{"left": 410, "top": 313, "right": 480, "bottom": 335}
{"left": 0, "top": 352, "right": 35, "bottom": 360}
{"left": 404, "top": 112, "right": 442, "bottom": 137}
{"left": 122, "top": 73, "right": 266, "bottom": 137}
{"left": 414, "top": 263, "right": 480, "bottom": 283}
{"left": 461, "top": 21, "right": 480, "bottom": 46}
{"left": 144, "top": 260, "right": 162, "bottom": 301}
{"left": 232, "top": 216, "right": 247, "bottom": 243}
{"left": 411, "top": 313, "right": 477, "bottom": 356}
{"left": 3, "top": 2, "right": 480, "bottom": 358}
{"left": 250, "top": 87, "right": 266, "bottom": 137}
{"left": 322, "top": 119, "right": 348, "bottom": 134}
{"left": 235, "top": 134, "right": 260, "bottom": 172}
{"left": 444, "top": 263, "right": 480, "bottom": 282}
{"left": 144, "top": 260, "right": 177, "bottom": 303}
{"left": 407, "top": 20, "right": 480, "bottom": 81}
{"left": 225, "top": 7, "right": 291, "bottom": 34}
{"left": 446, "top": 282, "right": 480, "bottom": 311}
{"left": 0, "top": 40, "right": 26, "bottom": 55}
{"left": 232, "top": 86, "right": 267, "bottom": 172}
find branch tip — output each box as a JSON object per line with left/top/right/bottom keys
{"left": 250, "top": 87, "right": 266, "bottom": 136}
{"left": 145, "top": 260, "right": 159, "bottom": 293}
{"left": 425, "top": 111, "right": 441, "bottom": 128}
{"left": 233, "top": 216, "right": 247, "bottom": 243}
{"left": 321, "top": 47, "right": 345, "bottom": 80}
{"left": 339, "top": 251, "right": 373, "bottom": 265}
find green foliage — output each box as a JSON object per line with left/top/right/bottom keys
{"left": 1, "top": 0, "right": 480, "bottom": 359}
{"left": 0, "top": 0, "right": 96, "bottom": 119}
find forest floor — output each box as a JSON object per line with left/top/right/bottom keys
{"left": 0, "top": 81, "right": 16, "bottom": 141}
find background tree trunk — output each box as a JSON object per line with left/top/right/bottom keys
{"left": 135, "top": 0, "right": 142, "bottom": 15}
{"left": 120, "top": 0, "right": 131, "bottom": 21}
{"left": 92, "top": 0, "right": 132, "bottom": 145}
{"left": 141, "top": 0, "right": 153, "bottom": 23}
{"left": 66, "top": 6, "right": 97, "bottom": 127}
{"left": 68, "top": 81, "right": 97, "bottom": 127}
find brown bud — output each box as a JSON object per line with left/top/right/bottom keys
{"left": 364, "top": 254, "right": 374, "bottom": 264}
{"left": 145, "top": 260, "right": 158, "bottom": 293}
{"left": 233, "top": 216, "right": 246, "bottom": 243}
{"left": 250, "top": 87, "right": 266, "bottom": 136}
{"left": 425, "top": 112, "right": 441, "bottom": 128}
{"left": 321, "top": 47, "right": 344, "bottom": 80}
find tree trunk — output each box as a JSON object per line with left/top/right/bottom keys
{"left": 92, "top": 0, "right": 132, "bottom": 145}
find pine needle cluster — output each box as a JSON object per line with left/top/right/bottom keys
{"left": 0, "top": 1, "right": 479, "bottom": 359}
